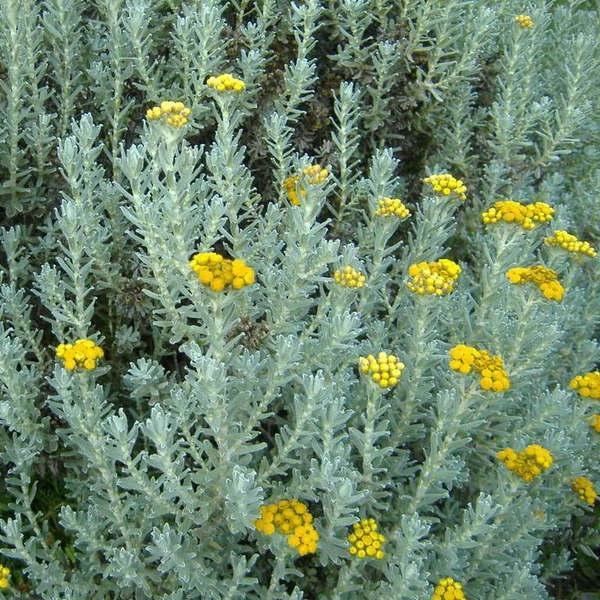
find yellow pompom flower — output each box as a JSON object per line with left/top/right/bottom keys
{"left": 0, "top": 564, "right": 10, "bottom": 590}
{"left": 189, "top": 252, "right": 255, "bottom": 292}
{"left": 333, "top": 266, "right": 367, "bottom": 288}
{"left": 515, "top": 14, "right": 534, "bottom": 29}
{"left": 449, "top": 345, "right": 510, "bottom": 392}
{"left": 146, "top": 100, "right": 191, "bottom": 128}
{"left": 506, "top": 265, "right": 564, "bottom": 301}
{"left": 283, "top": 165, "right": 329, "bottom": 206}
{"left": 589, "top": 414, "right": 600, "bottom": 433}
{"left": 569, "top": 371, "right": 600, "bottom": 400}
{"left": 496, "top": 444, "right": 553, "bottom": 482}
{"left": 374, "top": 197, "right": 411, "bottom": 219}
{"left": 544, "top": 230, "right": 597, "bottom": 258}
{"left": 482, "top": 200, "right": 554, "bottom": 230}
{"left": 359, "top": 352, "right": 405, "bottom": 389}
{"left": 407, "top": 259, "right": 461, "bottom": 296}
{"left": 347, "top": 518, "right": 386, "bottom": 560}
{"left": 56, "top": 339, "right": 104, "bottom": 371}
{"left": 206, "top": 73, "right": 245, "bottom": 92}
{"left": 423, "top": 173, "right": 467, "bottom": 201}
{"left": 254, "top": 499, "right": 319, "bottom": 556}
{"left": 571, "top": 476, "right": 598, "bottom": 506}
{"left": 432, "top": 577, "right": 466, "bottom": 600}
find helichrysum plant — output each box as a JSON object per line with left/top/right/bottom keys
{"left": 0, "top": 1, "right": 599, "bottom": 598}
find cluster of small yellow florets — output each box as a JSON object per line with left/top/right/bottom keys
{"left": 544, "top": 230, "right": 597, "bottom": 258}
{"left": 56, "top": 339, "right": 104, "bottom": 371}
{"left": 569, "top": 371, "right": 600, "bottom": 400}
{"left": 359, "top": 352, "right": 405, "bottom": 389}
{"left": 333, "top": 266, "right": 367, "bottom": 288}
{"left": 515, "top": 14, "right": 534, "bottom": 29}
{"left": 146, "top": 101, "right": 191, "bottom": 128}
{"left": 283, "top": 165, "right": 329, "bottom": 206}
{"left": 254, "top": 499, "right": 319, "bottom": 556}
{"left": 347, "top": 518, "right": 386, "bottom": 559}
{"left": 481, "top": 200, "right": 554, "bottom": 230}
{"left": 374, "top": 197, "right": 411, "bottom": 219}
{"left": 206, "top": 73, "right": 245, "bottom": 92}
{"left": 0, "top": 564, "right": 10, "bottom": 590}
{"left": 189, "top": 252, "right": 255, "bottom": 292}
{"left": 496, "top": 444, "right": 553, "bottom": 482}
{"left": 506, "top": 265, "right": 564, "bottom": 301}
{"left": 431, "top": 578, "right": 466, "bottom": 600}
{"left": 590, "top": 415, "right": 600, "bottom": 433}
{"left": 423, "top": 173, "right": 467, "bottom": 201}
{"left": 407, "top": 259, "right": 461, "bottom": 296}
{"left": 571, "top": 476, "right": 598, "bottom": 506}
{"left": 448, "top": 345, "right": 511, "bottom": 392}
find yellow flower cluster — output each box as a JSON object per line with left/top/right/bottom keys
{"left": 146, "top": 101, "right": 191, "bottom": 128}
{"left": 544, "top": 230, "right": 597, "bottom": 258}
{"left": 423, "top": 173, "right": 467, "bottom": 201}
{"left": 206, "top": 73, "right": 245, "bottom": 92}
{"left": 496, "top": 444, "right": 553, "bottom": 482}
{"left": 56, "top": 339, "right": 104, "bottom": 371}
{"left": 448, "top": 345, "right": 510, "bottom": 392}
{"left": 347, "top": 518, "right": 386, "bottom": 559}
{"left": 431, "top": 578, "right": 466, "bottom": 600}
{"left": 515, "top": 14, "right": 534, "bottom": 28}
{"left": 283, "top": 165, "right": 329, "bottom": 206}
{"left": 569, "top": 371, "right": 600, "bottom": 400}
{"left": 407, "top": 259, "right": 461, "bottom": 296}
{"left": 189, "top": 252, "right": 255, "bottom": 292}
{"left": 590, "top": 415, "right": 600, "bottom": 433}
{"left": 359, "top": 352, "right": 405, "bottom": 389}
{"left": 481, "top": 200, "right": 554, "bottom": 230}
{"left": 374, "top": 197, "right": 411, "bottom": 219}
{"left": 0, "top": 564, "right": 10, "bottom": 589}
{"left": 506, "top": 265, "right": 564, "bottom": 301}
{"left": 254, "top": 499, "right": 319, "bottom": 556}
{"left": 571, "top": 476, "right": 598, "bottom": 505}
{"left": 333, "top": 266, "right": 367, "bottom": 288}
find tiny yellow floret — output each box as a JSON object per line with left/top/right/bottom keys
{"left": 544, "top": 230, "right": 596, "bottom": 258}
{"left": 374, "top": 197, "right": 411, "bottom": 219}
{"left": 206, "top": 73, "right": 246, "bottom": 93}
{"left": 571, "top": 476, "right": 598, "bottom": 506}
{"left": 347, "top": 518, "right": 386, "bottom": 560}
{"left": 482, "top": 200, "right": 554, "bottom": 230}
{"left": 506, "top": 265, "right": 564, "bottom": 301}
{"left": 449, "top": 345, "right": 510, "bottom": 392}
{"left": 359, "top": 352, "right": 405, "bottom": 390}
{"left": 407, "top": 259, "right": 461, "bottom": 296}
{"left": 515, "top": 14, "right": 534, "bottom": 29}
{"left": 423, "top": 173, "right": 467, "bottom": 201}
{"left": 589, "top": 414, "right": 600, "bottom": 433}
{"left": 189, "top": 252, "right": 255, "bottom": 292}
{"left": 146, "top": 100, "right": 191, "bottom": 128}
{"left": 55, "top": 338, "right": 104, "bottom": 371}
{"left": 431, "top": 577, "right": 467, "bottom": 600}
{"left": 333, "top": 266, "right": 367, "bottom": 289}
{"left": 569, "top": 371, "right": 600, "bottom": 400}
{"left": 496, "top": 444, "right": 553, "bottom": 482}
{"left": 283, "top": 164, "right": 328, "bottom": 206}
{"left": 0, "top": 563, "right": 10, "bottom": 590}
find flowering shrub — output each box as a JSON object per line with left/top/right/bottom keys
{"left": 0, "top": 1, "right": 598, "bottom": 599}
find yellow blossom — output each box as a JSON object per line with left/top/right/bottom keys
{"left": 333, "top": 266, "right": 366, "bottom": 288}
{"left": 283, "top": 165, "right": 329, "bottom": 206}
{"left": 571, "top": 477, "right": 597, "bottom": 505}
{"left": 423, "top": 173, "right": 467, "bottom": 201}
{"left": 496, "top": 444, "right": 553, "bottom": 482}
{"left": 432, "top": 577, "right": 466, "bottom": 600}
{"left": 590, "top": 414, "right": 600, "bottom": 433}
{"left": 374, "top": 197, "right": 411, "bottom": 219}
{"left": 544, "top": 230, "right": 596, "bottom": 257}
{"left": 0, "top": 564, "right": 10, "bottom": 590}
{"left": 56, "top": 339, "right": 104, "bottom": 371}
{"left": 347, "top": 518, "right": 386, "bottom": 560}
{"left": 407, "top": 259, "right": 461, "bottom": 296}
{"left": 449, "top": 345, "right": 510, "bottom": 392}
{"left": 506, "top": 265, "right": 564, "bottom": 301}
{"left": 569, "top": 371, "right": 600, "bottom": 400}
{"left": 206, "top": 73, "right": 245, "bottom": 92}
{"left": 189, "top": 252, "right": 255, "bottom": 292}
{"left": 146, "top": 100, "right": 191, "bottom": 128}
{"left": 359, "top": 352, "right": 405, "bottom": 389}
{"left": 482, "top": 200, "right": 554, "bottom": 230}
{"left": 515, "top": 14, "right": 534, "bottom": 29}
{"left": 254, "top": 499, "right": 319, "bottom": 556}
